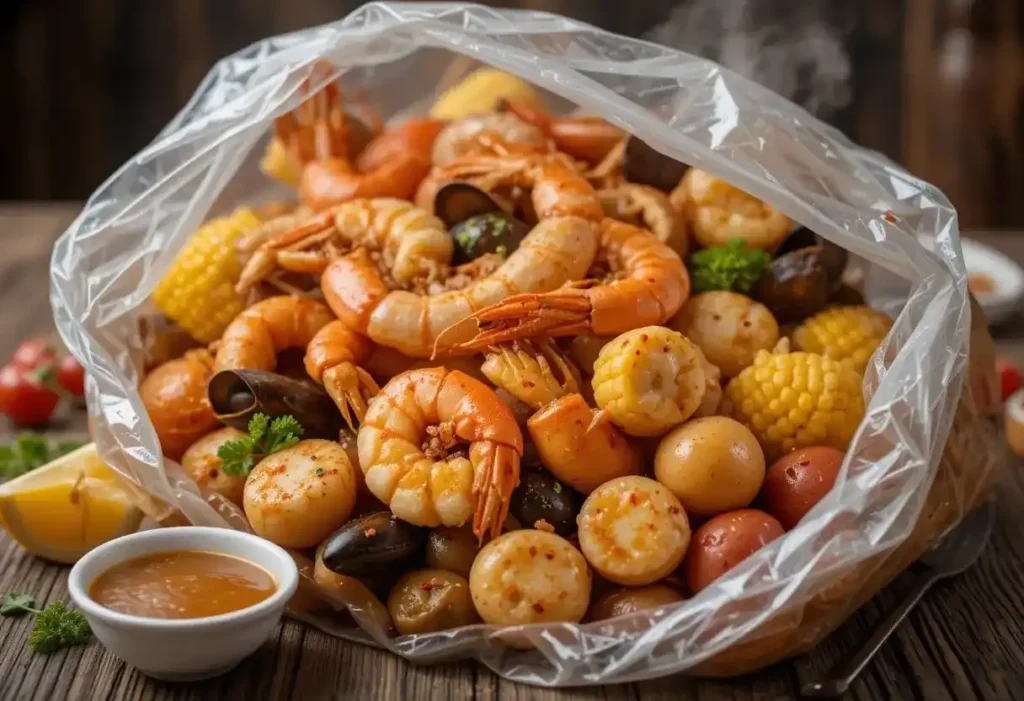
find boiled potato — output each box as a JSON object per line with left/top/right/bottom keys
{"left": 654, "top": 417, "right": 765, "bottom": 517}
{"left": 577, "top": 476, "right": 691, "bottom": 586}
{"left": 244, "top": 439, "right": 357, "bottom": 548}
{"left": 669, "top": 291, "right": 779, "bottom": 378}
{"left": 387, "top": 569, "right": 480, "bottom": 635}
{"left": 588, "top": 584, "right": 684, "bottom": 622}
{"left": 761, "top": 446, "right": 844, "bottom": 529}
{"left": 684, "top": 509, "right": 784, "bottom": 594}
{"left": 469, "top": 530, "right": 591, "bottom": 625}
{"left": 181, "top": 427, "right": 247, "bottom": 507}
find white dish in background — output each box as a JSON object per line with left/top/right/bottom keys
{"left": 68, "top": 527, "right": 298, "bottom": 682}
{"left": 917, "top": 235, "right": 1024, "bottom": 325}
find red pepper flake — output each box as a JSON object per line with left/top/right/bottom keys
{"left": 545, "top": 553, "right": 555, "bottom": 560}
{"left": 420, "top": 581, "right": 438, "bottom": 591}
{"left": 669, "top": 506, "right": 681, "bottom": 515}
{"left": 523, "top": 380, "right": 535, "bottom": 388}
{"left": 529, "top": 546, "right": 538, "bottom": 557}
{"left": 635, "top": 350, "right": 641, "bottom": 356}
{"left": 532, "top": 602, "right": 545, "bottom": 614}
{"left": 662, "top": 346, "right": 669, "bottom": 352}
{"left": 364, "top": 528, "right": 377, "bottom": 537}
{"left": 883, "top": 210, "right": 897, "bottom": 223}
{"left": 628, "top": 493, "right": 638, "bottom": 506}
{"left": 640, "top": 333, "right": 649, "bottom": 342}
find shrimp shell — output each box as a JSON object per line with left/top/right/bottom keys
{"left": 481, "top": 339, "right": 581, "bottom": 411}
{"left": 432, "top": 113, "right": 547, "bottom": 166}
{"left": 214, "top": 296, "right": 335, "bottom": 373}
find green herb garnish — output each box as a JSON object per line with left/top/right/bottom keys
{"left": 0, "top": 434, "right": 85, "bottom": 480}
{"left": 217, "top": 413, "right": 304, "bottom": 477}
{"left": 1, "top": 593, "right": 91, "bottom": 653}
{"left": 689, "top": 239, "right": 771, "bottom": 293}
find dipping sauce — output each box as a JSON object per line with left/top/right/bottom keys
{"left": 89, "top": 550, "right": 276, "bottom": 619}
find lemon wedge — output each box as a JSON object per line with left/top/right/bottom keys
{"left": 0, "top": 443, "right": 143, "bottom": 564}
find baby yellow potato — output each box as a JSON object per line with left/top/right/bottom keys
{"left": 244, "top": 439, "right": 357, "bottom": 548}
{"left": 469, "top": 530, "right": 591, "bottom": 625}
{"left": 669, "top": 291, "right": 779, "bottom": 378}
{"left": 577, "top": 476, "right": 691, "bottom": 586}
{"left": 654, "top": 416, "right": 765, "bottom": 517}
{"left": 592, "top": 326, "right": 707, "bottom": 437}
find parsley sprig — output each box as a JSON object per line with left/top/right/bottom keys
{"left": 216, "top": 413, "right": 303, "bottom": 477}
{"left": 1, "top": 593, "right": 91, "bottom": 653}
{"left": 0, "top": 434, "right": 85, "bottom": 480}
{"left": 690, "top": 238, "right": 772, "bottom": 293}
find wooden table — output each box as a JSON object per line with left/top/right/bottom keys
{"left": 0, "top": 204, "right": 1022, "bottom": 701}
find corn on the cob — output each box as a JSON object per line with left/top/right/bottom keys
{"left": 792, "top": 305, "right": 893, "bottom": 375}
{"left": 592, "top": 326, "right": 707, "bottom": 437}
{"left": 152, "top": 208, "right": 261, "bottom": 344}
{"left": 724, "top": 347, "right": 864, "bottom": 459}
{"left": 260, "top": 137, "right": 299, "bottom": 187}
{"left": 430, "top": 68, "right": 543, "bottom": 120}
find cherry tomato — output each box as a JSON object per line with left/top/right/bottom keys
{"left": 56, "top": 354, "right": 86, "bottom": 398}
{"left": 997, "top": 356, "right": 1022, "bottom": 403}
{"left": 10, "top": 338, "right": 56, "bottom": 371}
{"left": 0, "top": 364, "right": 60, "bottom": 426}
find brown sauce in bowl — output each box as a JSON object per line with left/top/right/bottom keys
{"left": 90, "top": 550, "right": 276, "bottom": 619}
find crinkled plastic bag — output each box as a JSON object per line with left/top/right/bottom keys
{"left": 50, "top": 2, "right": 999, "bottom": 686}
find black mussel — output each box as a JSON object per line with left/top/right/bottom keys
{"left": 509, "top": 470, "right": 580, "bottom": 537}
{"left": 450, "top": 211, "right": 531, "bottom": 265}
{"left": 434, "top": 181, "right": 506, "bottom": 229}
{"left": 774, "top": 227, "right": 848, "bottom": 291}
{"left": 752, "top": 246, "right": 833, "bottom": 324}
{"left": 623, "top": 135, "right": 691, "bottom": 193}
{"left": 321, "top": 512, "right": 429, "bottom": 579}
{"left": 207, "top": 369, "right": 343, "bottom": 439}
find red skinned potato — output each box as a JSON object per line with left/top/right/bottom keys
{"left": 684, "top": 509, "right": 784, "bottom": 594}
{"left": 761, "top": 446, "right": 844, "bottom": 530}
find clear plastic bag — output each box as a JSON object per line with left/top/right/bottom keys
{"left": 50, "top": 2, "right": 998, "bottom": 686}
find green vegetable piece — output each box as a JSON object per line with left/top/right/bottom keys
{"left": 29, "top": 602, "right": 91, "bottom": 653}
{"left": 1, "top": 592, "right": 37, "bottom": 616}
{"left": 14, "top": 433, "right": 50, "bottom": 470}
{"left": 217, "top": 412, "right": 305, "bottom": 477}
{"left": 690, "top": 239, "right": 771, "bottom": 293}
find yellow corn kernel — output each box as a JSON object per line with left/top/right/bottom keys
{"left": 260, "top": 138, "right": 299, "bottom": 187}
{"left": 725, "top": 348, "right": 864, "bottom": 459}
{"left": 152, "top": 208, "right": 261, "bottom": 343}
{"left": 792, "top": 306, "right": 893, "bottom": 375}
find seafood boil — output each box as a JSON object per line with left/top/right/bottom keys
{"left": 128, "top": 66, "right": 896, "bottom": 639}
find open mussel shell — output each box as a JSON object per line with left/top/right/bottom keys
{"left": 451, "top": 212, "right": 531, "bottom": 265}
{"left": 321, "top": 512, "right": 429, "bottom": 579}
{"left": 434, "top": 181, "right": 506, "bottom": 229}
{"left": 207, "top": 369, "right": 343, "bottom": 439}
{"left": 623, "top": 136, "right": 691, "bottom": 193}
{"left": 774, "top": 226, "right": 848, "bottom": 290}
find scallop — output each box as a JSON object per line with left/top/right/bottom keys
{"left": 469, "top": 530, "right": 591, "bottom": 625}
{"left": 243, "top": 439, "right": 358, "bottom": 548}
{"left": 577, "top": 476, "right": 691, "bottom": 586}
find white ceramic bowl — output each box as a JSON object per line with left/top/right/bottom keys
{"left": 69, "top": 527, "right": 298, "bottom": 682}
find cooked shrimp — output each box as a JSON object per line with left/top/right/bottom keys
{"left": 356, "top": 367, "right": 523, "bottom": 539}
{"left": 599, "top": 183, "right": 688, "bottom": 257}
{"left": 431, "top": 113, "right": 547, "bottom": 166}
{"left": 672, "top": 168, "right": 792, "bottom": 250}
{"left": 322, "top": 215, "right": 599, "bottom": 358}
{"left": 425, "top": 150, "right": 605, "bottom": 222}
{"left": 214, "top": 296, "right": 335, "bottom": 372}
{"left": 450, "top": 218, "right": 689, "bottom": 349}
{"left": 237, "top": 198, "right": 451, "bottom": 293}
{"left": 502, "top": 100, "right": 624, "bottom": 164}
{"left": 480, "top": 339, "right": 580, "bottom": 411}
{"left": 305, "top": 320, "right": 380, "bottom": 430}
{"left": 276, "top": 81, "right": 441, "bottom": 212}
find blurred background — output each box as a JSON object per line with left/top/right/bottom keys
{"left": 0, "top": 0, "right": 1021, "bottom": 228}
